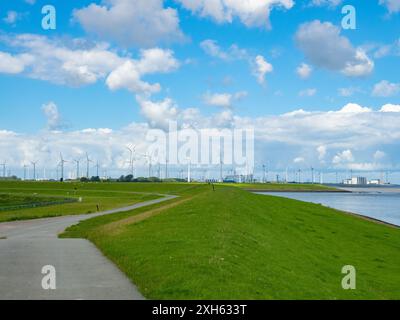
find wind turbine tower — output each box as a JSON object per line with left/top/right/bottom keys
{"left": 31, "top": 161, "right": 37, "bottom": 181}
{"left": 1, "top": 162, "right": 6, "bottom": 178}
{"left": 95, "top": 160, "right": 100, "bottom": 177}
{"left": 187, "top": 158, "right": 191, "bottom": 183}
{"left": 142, "top": 154, "right": 152, "bottom": 178}
{"left": 23, "top": 164, "right": 28, "bottom": 180}
{"left": 311, "top": 167, "right": 314, "bottom": 184}
{"left": 86, "top": 153, "right": 93, "bottom": 178}
{"left": 126, "top": 145, "right": 136, "bottom": 177}
{"left": 74, "top": 159, "right": 80, "bottom": 179}
{"left": 262, "top": 165, "right": 266, "bottom": 183}
{"left": 59, "top": 153, "right": 67, "bottom": 182}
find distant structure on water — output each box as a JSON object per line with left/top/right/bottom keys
{"left": 342, "top": 177, "right": 387, "bottom": 186}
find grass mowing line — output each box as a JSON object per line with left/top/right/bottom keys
{"left": 0, "top": 192, "right": 162, "bottom": 223}
{"left": 99, "top": 196, "right": 195, "bottom": 236}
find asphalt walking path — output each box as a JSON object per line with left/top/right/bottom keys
{"left": 0, "top": 194, "right": 177, "bottom": 300}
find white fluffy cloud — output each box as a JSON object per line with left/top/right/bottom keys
{"left": 0, "top": 52, "right": 29, "bottom": 74}
{"left": 295, "top": 20, "right": 374, "bottom": 77}
{"left": 372, "top": 80, "right": 400, "bottom": 97}
{"left": 0, "top": 34, "right": 179, "bottom": 94}
{"left": 106, "top": 48, "right": 179, "bottom": 94}
{"left": 332, "top": 149, "right": 354, "bottom": 165}
{"left": 253, "top": 55, "right": 273, "bottom": 84}
{"left": 73, "top": 0, "right": 184, "bottom": 47}
{"left": 374, "top": 150, "right": 386, "bottom": 160}
{"left": 41, "top": 102, "right": 64, "bottom": 131}
{"left": 296, "top": 63, "right": 312, "bottom": 79}
{"left": 380, "top": 104, "right": 400, "bottom": 112}
{"left": 177, "top": 0, "right": 294, "bottom": 28}
{"left": 136, "top": 96, "right": 180, "bottom": 130}
{"left": 338, "top": 103, "right": 372, "bottom": 113}
{"left": 106, "top": 61, "right": 160, "bottom": 94}
{"left": 203, "top": 91, "right": 247, "bottom": 108}
{"left": 200, "top": 39, "right": 229, "bottom": 60}
{"left": 379, "top": 0, "right": 400, "bottom": 14}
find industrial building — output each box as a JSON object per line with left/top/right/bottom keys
{"left": 342, "top": 177, "right": 368, "bottom": 185}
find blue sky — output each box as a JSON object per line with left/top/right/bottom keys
{"left": 0, "top": 0, "right": 400, "bottom": 181}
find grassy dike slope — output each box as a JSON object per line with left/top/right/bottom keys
{"left": 230, "top": 183, "right": 341, "bottom": 192}
{"left": 62, "top": 185, "right": 400, "bottom": 299}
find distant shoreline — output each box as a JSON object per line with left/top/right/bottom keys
{"left": 254, "top": 190, "right": 400, "bottom": 229}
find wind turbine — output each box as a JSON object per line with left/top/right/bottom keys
{"left": 165, "top": 159, "right": 169, "bottom": 180}
{"left": 59, "top": 153, "right": 67, "bottom": 182}
{"left": 23, "top": 164, "right": 28, "bottom": 180}
{"left": 311, "top": 167, "right": 315, "bottom": 184}
{"left": 219, "top": 159, "right": 223, "bottom": 183}
{"left": 262, "top": 164, "right": 266, "bottom": 183}
{"left": 187, "top": 157, "right": 191, "bottom": 183}
{"left": 73, "top": 159, "right": 81, "bottom": 179}
{"left": 31, "top": 161, "right": 37, "bottom": 181}
{"left": 126, "top": 145, "right": 136, "bottom": 177}
{"left": 86, "top": 153, "right": 93, "bottom": 178}
{"left": 141, "top": 154, "right": 152, "bottom": 178}
{"left": 0, "top": 161, "right": 6, "bottom": 178}
{"left": 95, "top": 160, "right": 100, "bottom": 177}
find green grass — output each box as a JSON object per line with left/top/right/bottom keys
{"left": 0, "top": 193, "right": 73, "bottom": 209}
{"left": 0, "top": 181, "right": 174, "bottom": 222}
{"left": 229, "top": 183, "right": 341, "bottom": 192}
{"left": 61, "top": 184, "right": 400, "bottom": 300}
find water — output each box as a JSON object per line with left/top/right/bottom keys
{"left": 256, "top": 187, "right": 400, "bottom": 227}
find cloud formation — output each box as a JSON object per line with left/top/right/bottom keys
{"left": 203, "top": 91, "right": 248, "bottom": 108}
{"left": 41, "top": 102, "right": 65, "bottom": 131}
{"left": 106, "top": 48, "right": 179, "bottom": 94}
{"left": 177, "top": 0, "right": 294, "bottom": 28}
{"left": 2, "top": 102, "right": 399, "bottom": 178}
{"left": 0, "top": 34, "right": 179, "bottom": 95}
{"left": 296, "top": 63, "right": 312, "bottom": 79}
{"left": 253, "top": 55, "right": 273, "bottom": 84}
{"left": 73, "top": 0, "right": 184, "bottom": 47}
{"left": 295, "top": 20, "right": 374, "bottom": 77}
{"left": 372, "top": 80, "right": 400, "bottom": 97}
{"left": 200, "top": 39, "right": 248, "bottom": 61}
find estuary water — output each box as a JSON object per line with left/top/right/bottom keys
{"left": 257, "top": 187, "right": 400, "bottom": 227}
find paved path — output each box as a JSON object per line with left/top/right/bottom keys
{"left": 0, "top": 194, "right": 177, "bottom": 300}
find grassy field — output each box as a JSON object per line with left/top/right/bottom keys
{"left": 0, "top": 193, "right": 74, "bottom": 209}
{"left": 0, "top": 181, "right": 172, "bottom": 222}
{"left": 61, "top": 183, "right": 400, "bottom": 300}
